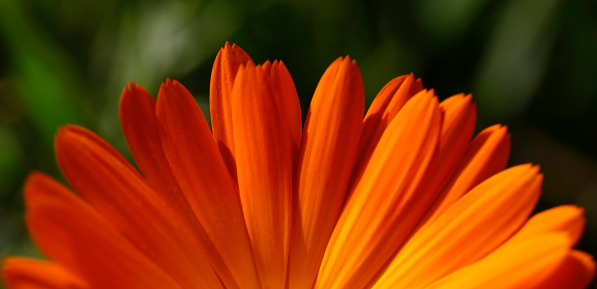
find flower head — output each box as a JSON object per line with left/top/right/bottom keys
{"left": 2, "top": 42, "right": 595, "bottom": 289}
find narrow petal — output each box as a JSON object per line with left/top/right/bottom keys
{"left": 316, "top": 90, "right": 441, "bottom": 289}
{"left": 119, "top": 82, "right": 196, "bottom": 221}
{"left": 353, "top": 74, "right": 423, "bottom": 173}
{"left": 422, "top": 124, "right": 511, "bottom": 225}
{"left": 232, "top": 61, "right": 301, "bottom": 288}
{"left": 23, "top": 173, "right": 181, "bottom": 289}
{"left": 2, "top": 257, "right": 87, "bottom": 289}
{"left": 424, "top": 234, "right": 570, "bottom": 289}
{"left": 373, "top": 164, "right": 542, "bottom": 289}
{"left": 210, "top": 42, "right": 254, "bottom": 180}
{"left": 55, "top": 127, "right": 223, "bottom": 289}
{"left": 288, "top": 57, "right": 364, "bottom": 289}
{"left": 156, "top": 79, "right": 260, "bottom": 289}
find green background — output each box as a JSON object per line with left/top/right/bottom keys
{"left": 1, "top": 0, "right": 596, "bottom": 288}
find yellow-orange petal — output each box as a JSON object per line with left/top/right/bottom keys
{"left": 54, "top": 126, "right": 222, "bottom": 289}
{"left": 288, "top": 57, "right": 364, "bottom": 289}
{"left": 424, "top": 234, "right": 570, "bottom": 289}
{"left": 530, "top": 250, "right": 596, "bottom": 289}
{"left": 210, "top": 42, "right": 254, "bottom": 180}
{"left": 155, "top": 79, "right": 260, "bottom": 289}
{"left": 231, "top": 61, "right": 300, "bottom": 288}
{"left": 2, "top": 257, "right": 87, "bottom": 289}
{"left": 509, "top": 205, "right": 586, "bottom": 246}
{"left": 119, "top": 82, "right": 196, "bottom": 220}
{"left": 354, "top": 74, "right": 422, "bottom": 172}
{"left": 316, "top": 90, "right": 441, "bottom": 289}
{"left": 24, "top": 173, "right": 182, "bottom": 289}
{"left": 373, "top": 164, "right": 542, "bottom": 289}
{"left": 417, "top": 124, "right": 511, "bottom": 228}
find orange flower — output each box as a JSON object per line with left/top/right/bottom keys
{"left": 2, "top": 42, "right": 595, "bottom": 289}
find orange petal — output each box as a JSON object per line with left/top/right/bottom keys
{"left": 422, "top": 124, "right": 511, "bottom": 225}
{"left": 372, "top": 164, "right": 542, "bottom": 289}
{"left": 54, "top": 126, "right": 223, "bottom": 289}
{"left": 424, "top": 234, "right": 570, "bottom": 289}
{"left": 2, "top": 257, "right": 87, "bottom": 289}
{"left": 23, "top": 172, "right": 182, "bottom": 289}
{"left": 119, "top": 82, "right": 196, "bottom": 220}
{"left": 509, "top": 205, "right": 586, "bottom": 246}
{"left": 353, "top": 74, "right": 422, "bottom": 174}
{"left": 531, "top": 250, "right": 596, "bottom": 289}
{"left": 155, "top": 79, "right": 260, "bottom": 289}
{"left": 316, "top": 90, "right": 441, "bottom": 289}
{"left": 288, "top": 57, "right": 364, "bottom": 289}
{"left": 210, "top": 42, "right": 254, "bottom": 180}
{"left": 231, "top": 61, "right": 301, "bottom": 288}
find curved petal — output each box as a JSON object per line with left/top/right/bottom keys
{"left": 417, "top": 124, "right": 511, "bottom": 228}
{"left": 156, "top": 79, "right": 260, "bottom": 289}
{"left": 353, "top": 74, "right": 423, "bottom": 173}
{"left": 424, "top": 234, "right": 570, "bottom": 289}
{"left": 373, "top": 164, "right": 542, "bottom": 288}
{"left": 119, "top": 82, "right": 196, "bottom": 221}
{"left": 288, "top": 57, "right": 364, "bottom": 289}
{"left": 232, "top": 61, "right": 301, "bottom": 288}
{"left": 23, "top": 172, "right": 181, "bottom": 289}
{"left": 2, "top": 257, "right": 87, "bottom": 289}
{"left": 530, "top": 250, "right": 596, "bottom": 289}
{"left": 54, "top": 127, "right": 223, "bottom": 289}
{"left": 316, "top": 90, "right": 441, "bottom": 289}
{"left": 210, "top": 42, "right": 254, "bottom": 180}
{"left": 509, "top": 205, "right": 586, "bottom": 246}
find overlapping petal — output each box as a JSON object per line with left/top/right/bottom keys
{"left": 231, "top": 60, "right": 301, "bottom": 288}
{"left": 288, "top": 57, "right": 364, "bottom": 289}
{"left": 2, "top": 257, "right": 87, "bottom": 289}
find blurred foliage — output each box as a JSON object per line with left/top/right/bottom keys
{"left": 0, "top": 0, "right": 596, "bottom": 287}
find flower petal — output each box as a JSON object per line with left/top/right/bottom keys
{"left": 316, "top": 90, "right": 441, "bottom": 289}
{"left": 417, "top": 124, "right": 510, "bottom": 228}
{"left": 373, "top": 164, "right": 542, "bottom": 289}
{"left": 509, "top": 205, "right": 586, "bottom": 246}
{"left": 23, "top": 173, "right": 182, "bottom": 289}
{"left": 288, "top": 57, "right": 364, "bottom": 289}
{"left": 424, "top": 234, "right": 570, "bottom": 289}
{"left": 210, "top": 42, "right": 254, "bottom": 180}
{"left": 354, "top": 74, "right": 423, "bottom": 172}
{"left": 156, "top": 79, "right": 260, "bottom": 289}
{"left": 231, "top": 61, "right": 301, "bottom": 288}
{"left": 530, "top": 250, "right": 596, "bottom": 289}
{"left": 119, "top": 82, "right": 196, "bottom": 220}
{"left": 55, "top": 126, "right": 223, "bottom": 289}
{"left": 2, "top": 257, "right": 87, "bottom": 289}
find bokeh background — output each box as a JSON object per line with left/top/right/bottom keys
{"left": 1, "top": 0, "right": 596, "bottom": 287}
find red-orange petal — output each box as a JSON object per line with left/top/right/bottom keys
{"left": 288, "top": 57, "right": 364, "bottom": 289}
{"left": 24, "top": 172, "right": 182, "bottom": 289}
{"left": 2, "top": 257, "right": 87, "bottom": 289}
{"left": 54, "top": 126, "right": 223, "bottom": 289}
{"left": 231, "top": 61, "right": 301, "bottom": 288}
{"left": 156, "top": 79, "right": 260, "bottom": 289}
{"left": 210, "top": 42, "right": 254, "bottom": 180}
{"left": 373, "top": 164, "right": 542, "bottom": 288}
{"left": 316, "top": 90, "right": 441, "bottom": 289}
{"left": 119, "top": 82, "right": 196, "bottom": 220}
